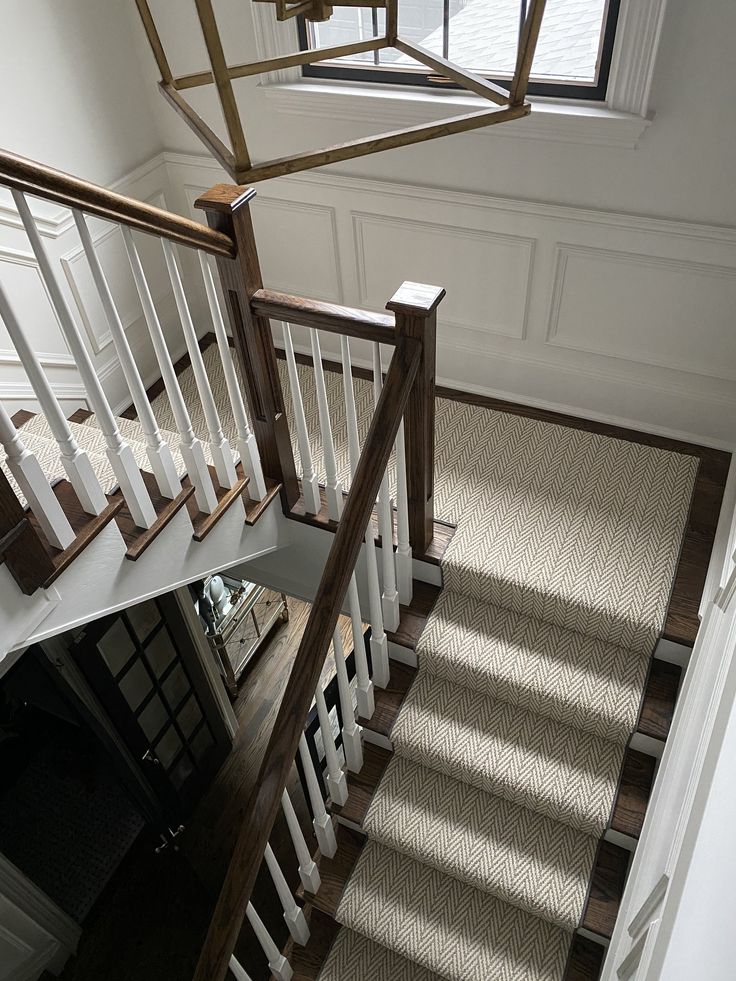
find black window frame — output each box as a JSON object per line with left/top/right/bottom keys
{"left": 297, "top": 0, "right": 621, "bottom": 102}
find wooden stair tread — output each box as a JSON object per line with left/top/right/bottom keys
{"left": 184, "top": 463, "right": 250, "bottom": 541}
{"left": 243, "top": 477, "right": 281, "bottom": 525}
{"left": 113, "top": 470, "right": 195, "bottom": 560}
{"left": 271, "top": 904, "right": 340, "bottom": 981}
{"left": 298, "top": 824, "right": 364, "bottom": 919}
{"left": 581, "top": 840, "right": 630, "bottom": 939}
{"left": 386, "top": 580, "right": 441, "bottom": 650}
{"left": 26, "top": 481, "right": 123, "bottom": 587}
{"left": 330, "top": 743, "right": 391, "bottom": 827}
{"left": 610, "top": 747, "right": 656, "bottom": 840}
{"left": 637, "top": 658, "right": 682, "bottom": 741}
{"left": 564, "top": 934, "right": 605, "bottom": 981}
{"left": 358, "top": 662, "right": 417, "bottom": 738}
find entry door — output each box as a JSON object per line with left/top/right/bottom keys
{"left": 70, "top": 593, "right": 230, "bottom": 821}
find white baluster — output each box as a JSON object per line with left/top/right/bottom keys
{"left": 122, "top": 227, "right": 218, "bottom": 514}
{"left": 340, "top": 337, "right": 389, "bottom": 689}
{"left": 199, "top": 252, "right": 267, "bottom": 500}
{"left": 332, "top": 628, "right": 363, "bottom": 773}
{"left": 0, "top": 281, "right": 106, "bottom": 516}
{"left": 16, "top": 195, "right": 156, "bottom": 529}
{"left": 228, "top": 955, "right": 253, "bottom": 981}
{"left": 315, "top": 686, "right": 348, "bottom": 806}
{"left": 162, "top": 240, "right": 237, "bottom": 490}
{"left": 395, "top": 419, "right": 413, "bottom": 605}
{"left": 0, "top": 404, "right": 75, "bottom": 550}
{"left": 309, "top": 329, "right": 342, "bottom": 521}
{"left": 372, "top": 343, "right": 400, "bottom": 632}
{"left": 281, "top": 788, "right": 321, "bottom": 894}
{"left": 245, "top": 903, "right": 292, "bottom": 981}
{"left": 264, "top": 843, "right": 310, "bottom": 945}
{"left": 298, "top": 734, "right": 336, "bottom": 859}
{"left": 74, "top": 211, "right": 182, "bottom": 502}
{"left": 347, "top": 577, "right": 374, "bottom": 720}
{"left": 282, "top": 323, "right": 320, "bottom": 514}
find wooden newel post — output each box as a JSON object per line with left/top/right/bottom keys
{"left": 195, "top": 184, "right": 299, "bottom": 510}
{"left": 387, "top": 281, "right": 445, "bottom": 555}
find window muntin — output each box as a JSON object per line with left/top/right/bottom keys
{"left": 299, "top": 0, "right": 621, "bottom": 101}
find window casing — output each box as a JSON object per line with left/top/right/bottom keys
{"left": 298, "top": 0, "right": 622, "bottom": 102}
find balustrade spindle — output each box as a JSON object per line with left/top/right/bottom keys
{"left": 282, "top": 323, "right": 320, "bottom": 514}
{"left": 16, "top": 192, "right": 158, "bottom": 530}
{"left": 0, "top": 281, "right": 106, "bottom": 516}
{"left": 298, "top": 733, "right": 337, "bottom": 859}
{"left": 74, "top": 211, "right": 182, "bottom": 502}
{"left": 341, "top": 336, "right": 390, "bottom": 689}
{"left": 347, "top": 577, "right": 374, "bottom": 720}
{"left": 162, "top": 240, "right": 237, "bottom": 490}
{"left": 281, "top": 788, "right": 321, "bottom": 893}
{"left": 309, "top": 329, "right": 342, "bottom": 521}
{"left": 373, "top": 342, "right": 400, "bottom": 631}
{"left": 331, "top": 627, "right": 363, "bottom": 772}
{"left": 264, "top": 843, "right": 310, "bottom": 945}
{"left": 199, "top": 252, "right": 267, "bottom": 500}
{"left": 228, "top": 956, "right": 253, "bottom": 981}
{"left": 122, "top": 227, "right": 218, "bottom": 514}
{"left": 314, "top": 685, "right": 348, "bottom": 805}
{"left": 245, "top": 902, "right": 292, "bottom": 981}
{"left": 0, "top": 403, "right": 75, "bottom": 550}
{"left": 395, "top": 419, "right": 413, "bottom": 605}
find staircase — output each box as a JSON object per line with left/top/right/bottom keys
{"left": 0, "top": 149, "right": 712, "bottom": 981}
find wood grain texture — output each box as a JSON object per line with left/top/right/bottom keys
{"left": 610, "top": 748, "right": 656, "bottom": 840}
{"left": 298, "top": 824, "right": 364, "bottom": 919}
{"left": 357, "top": 661, "right": 416, "bottom": 739}
{"left": 184, "top": 464, "right": 251, "bottom": 542}
{"left": 114, "top": 470, "right": 195, "bottom": 560}
{"left": 564, "top": 934, "right": 604, "bottom": 981}
{"left": 198, "top": 191, "right": 300, "bottom": 510}
{"left": 395, "top": 38, "right": 510, "bottom": 105}
{"left": 638, "top": 659, "right": 682, "bottom": 741}
{"left": 192, "top": 339, "right": 420, "bottom": 981}
{"left": 581, "top": 840, "right": 629, "bottom": 939}
{"left": 0, "top": 150, "right": 234, "bottom": 258}
{"left": 251, "top": 288, "right": 397, "bottom": 345}
{"left": 330, "top": 743, "right": 391, "bottom": 827}
{"left": 385, "top": 580, "right": 441, "bottom": 649}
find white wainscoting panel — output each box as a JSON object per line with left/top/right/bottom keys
{"left": 175, "top": 153, "right": 736, "bottom": 446}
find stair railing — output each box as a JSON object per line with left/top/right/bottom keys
{"left": 0, "top": 149, "right": 270, "bottom": 589}
{"left": 193, "top": 320, "right": 426, "bottom": 981}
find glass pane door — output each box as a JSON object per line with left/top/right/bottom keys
{"left": 71, "top": 594, "right": 230, "bottom": 820}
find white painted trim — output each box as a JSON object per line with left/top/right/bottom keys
{"left": 249, "top": 0, "right": 668, "bottom": 148}
{"left": 607, "top": 0, "right": 669, "bottom": 115}
{"left": 0, "top": 853, "right": 80, "bottom": 957}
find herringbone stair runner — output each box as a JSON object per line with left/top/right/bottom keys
{"left": 268, "top": 361, "right": 697, "bottom": 980}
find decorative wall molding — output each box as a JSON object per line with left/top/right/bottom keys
{"left": 352, "top": 211, "right": 534, "bottom": 340}
{"left": 164, "top": 150, "right": 736, "bottom": 447}
{"left": 546, "top": 243, "right": 736, "bottom": 382}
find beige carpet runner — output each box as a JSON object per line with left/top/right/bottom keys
{"left": 268, "top": 362, "right": 696, "bottom": 981}
{"left": 8, "top": 346, "right": 697, "bottom": 980}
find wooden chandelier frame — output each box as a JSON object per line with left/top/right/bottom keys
{"left": 134, "top": 0, "right": 547, "bottom": 185}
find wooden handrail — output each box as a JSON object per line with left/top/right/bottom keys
{"left": 251, "top": 288, "right": 397, "bottom": 345}
{"left": 192, "top": 335, "right": 421, "bottom": 981}
{"left": 0, "top": 149, "right": 236, "bottom": 258}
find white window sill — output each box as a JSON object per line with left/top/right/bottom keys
{"left": 261, "top": 79, "right": 652, "bottom": 149}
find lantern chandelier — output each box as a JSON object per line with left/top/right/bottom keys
{"left": 134, "top": 0, "right": 546, "bottom": 185}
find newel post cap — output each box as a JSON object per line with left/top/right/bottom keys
{"left": 195, "top": 184, "right": 257, "bottom": 214}
{"left": 386, "top": 281, "right": 446, "bottom": 316}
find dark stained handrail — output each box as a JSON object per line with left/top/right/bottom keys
{"left": 251, "top": 288, "right": 397, "bottom": 345}
{"left": 0, "top": 149, "right": 236, "bottom": 258}
{"left": 192, "top": 335, "right": 422, "bottom": 981}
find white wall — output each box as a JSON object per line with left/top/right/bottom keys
{"left": 125, "top": 0, "right": 736, "bottom": 447}
{"left": 0, "top": 0, "right": 204, "bottom": 413}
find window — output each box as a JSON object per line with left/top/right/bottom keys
{"left": 298, "top": 0, "right": 622, "bottom": 101}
